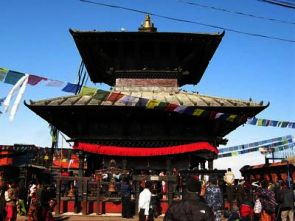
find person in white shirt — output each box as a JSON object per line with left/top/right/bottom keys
{"left": 138, "top": 181, "right": 152, "bottom": 221}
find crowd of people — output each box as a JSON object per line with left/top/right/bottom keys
{"left": 0, "top": 166, "right": 294, "bottom": 221}
{"left": 0, "top": 176, "right": 55, "bottom": 221}
{"left": 136, "top": 168, "right": 295, "bottom": 221}
{"left": 164, "top": 168, "right": 295, "bottom": 221}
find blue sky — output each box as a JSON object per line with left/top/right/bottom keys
{"left": 1, "top": 0, "right": 294, "bottom": 176}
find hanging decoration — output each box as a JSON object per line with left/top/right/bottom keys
{"left": 218, "top": 135, "right": 295, "bottom": 158}
{"left": 0, "top": 67, "right": 294, "bottom": 129}
{"left": 3, "top": 74, "right": 29, "bottom": 121}
{"left": 73, "top": 141, "right": 218, "bottom": 156}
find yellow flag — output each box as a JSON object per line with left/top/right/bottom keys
{"left": 146, "top": 99, "right": 161, "bottom": 109}
{"left": 227, "top": 115, "right": 237, "bottom": 122}
{"left": 192, "top": 108, "right": 205, "bottom": 116}
{"left": 231, "top": 151, "right": 238, "bottom": 157}
{"left": 79, "top": 86, "right": 97, "bottom": 96}
{"left": 257, "top": 119, "right": 263, "bottom": 126}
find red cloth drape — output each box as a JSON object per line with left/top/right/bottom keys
{"left": 73, "top": 142, "right": 218, "bottom": 157}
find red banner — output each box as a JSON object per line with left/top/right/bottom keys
{"left": 73, "top": 142, "right": 218, "bottom": 157}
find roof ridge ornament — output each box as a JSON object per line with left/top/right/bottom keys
{"left": 138, "top": 14, "right": 157, "bottom": 32}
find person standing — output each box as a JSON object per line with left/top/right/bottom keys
{"left": 120, "top": 177, "right": 133, "bottom": 219}
{"left": 149, "top": 182, "right": 161, "bottom": 221}
{"left": 205, "top": 176, "right": 223, "bottom": 221}
{"left": 257, "top": 180, "right": 277, "bottom": 221}
{"left": 164, "top": 176, "right": 214, "bottom": 221}
{"left": 224, "top": 168, "right": 235, "bottom": 211}
{"left": 138, "top": 181, "right": 152, "bottom": 221}
{"left": 0, "top": 177, "right": 6, "bottom": 221}
{"left": 36, "top": 184, "right": 51, "bottom": 221}
{"left": 27, "top": 185, "right": 37, "bottom": 221}
{"left": 4, "top": 184, "right": 17, "bottom": 221}
{"left": 278, "top": 181, "right": 294, "bottom": 221}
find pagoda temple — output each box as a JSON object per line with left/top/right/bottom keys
{"left": 26, "top": 15, "right": 268, "bottom": 173}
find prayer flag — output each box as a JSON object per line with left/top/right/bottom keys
{"left": 28, "top": 74, "right": 47, "bottom": 85}
{"left": 3, "top": 75, "right": 28, "bottom": 112}
{"left": 9, "top": 75, "right": 29, "bottom": 121}
{"left": 174, "top": 105, "right": 187, "bottom": 113}
{"left": 146, "top": 99, "right": 161, "bottom": 109}
{"left": 227, "top": 114, "right": 237, "bottom": 122}
{"left": 135, "top": 98, "right": 148, "bottom": 107}
{"left": 4, "top": 70, "right": 25, "bottom": 85}
{"left": 165, "top": 103, "right": 179, "bottom": 112}
{"left": 247, "top": 117, "right": 258, "bottom": 125}
{"left": 209, "top": 111, "right": 217, "bottom": 119}
{"left": 62, "top": 83, "right": 81, "bottom": 94}
{"left": 231, "top": 151, "right": 238, "bottom": 157}
{"left": 219, "top": 114, "right": 228, "bottom": 121}
{"left": 281, "top": 121, "right": 289, "bottom": 128}
{"left": 157, "top": 102, "right": 168, "bottom": 109}
{"left": 277, "top": 122, "right": 283, "bottom": 127}
{"left": 269, "top": 120, "right": 278, "bottom": 127}
{"left": 0, "top": 68, "right": 8, "bottom": 81}
{"left": 106, "top": 92, "right": 124, "bottom": 103}
{"left": 215, "top": 112, "right": 224, "bottom": 119}
{"left": 192, "top": 108, "right": 205, "bottom": 116}
{"left": 287, "top": 122, "right": 294, "bottom": 128}
{"left": 118, "top": 95, "right": 138, "bottom": 106}
{"left": 93, "top": 90, "right": 110, "bottom": 100}
{"left": 182, "top": 107, "right": 195, "bottom": 115}
{"left": 79, "top": 86, "right": 97, "bottom": 96}
{"left": 46, "top": 79, "right": 64, "bottom": 87}
{"left": 257, "top": 119, "right": 263, "bottom": 126}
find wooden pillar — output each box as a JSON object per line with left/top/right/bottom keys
{"left": 56, "top": 177, "right": 61, "bottom": 215}
{"left": 200, "top": 161, "right": 205, "bottom": 170}
{"left": 167, "top": 175, "right": 173, "bottom": 205}
{"left": 96, "top": 180, "right": 101, "bottom": 215}
{"left": 82, "top": 178, "right": 88, "bottom": 215}
{"left": 78, "top": 151, "right": 84, "bottom": 177}
{"left": 208, "top": 159, "right": 213, "bottom": 170}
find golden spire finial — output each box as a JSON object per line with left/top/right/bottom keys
{"left": 138, "top": 14, "right": 157, "bottom": 32}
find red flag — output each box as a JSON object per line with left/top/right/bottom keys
{"left": 28, "top": 74, "right": 48, "bottom": 85}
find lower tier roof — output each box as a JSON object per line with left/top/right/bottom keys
{"left": 26, "top": 90, "right": 267, "bottom": 147}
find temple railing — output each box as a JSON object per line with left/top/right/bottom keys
{"left": 55, "top": 175, "right": 125, "bottom": 215}
{"left": 54, "top": 174, "right": 178, "bottom": 215}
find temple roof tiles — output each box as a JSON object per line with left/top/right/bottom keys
{"left": 28, "top": 89, "right": 265, "bottom": 108}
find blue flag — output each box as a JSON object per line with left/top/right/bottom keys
{"left": 62, "top": 83, "right": 81, "bottom": 94}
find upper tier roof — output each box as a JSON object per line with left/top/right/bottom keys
{"left": 70, "top": 29, "right": 224, "bottom": 86}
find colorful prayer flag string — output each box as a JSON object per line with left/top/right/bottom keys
{"left": 1, "top": 67, "right": 294, "bottom": 129}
